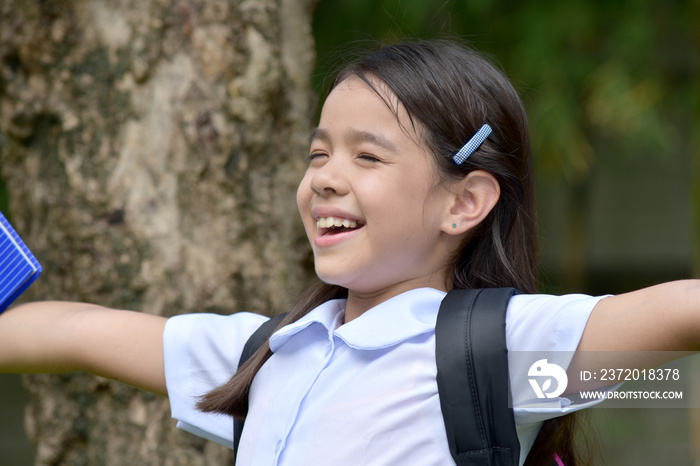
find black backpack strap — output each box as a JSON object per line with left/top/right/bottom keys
{"left": 233, "top": 312, "right": 289, "bottom": 456}
{"left": 436, "top": 288, "right": 520, "bottom": 466}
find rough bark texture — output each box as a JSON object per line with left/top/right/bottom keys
{"left": 0, "top": 0, "right": 316, "bottom": 463}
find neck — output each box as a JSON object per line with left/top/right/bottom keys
{"left": 343, "top": 275, "right": 449, "bottom": 323}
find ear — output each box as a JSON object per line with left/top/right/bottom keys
{"left": 442, "top": 170, "right": 501, "bottom": 235}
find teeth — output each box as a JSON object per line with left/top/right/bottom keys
{"left": 316, "top": 216, "right": 359, "bottom": 229}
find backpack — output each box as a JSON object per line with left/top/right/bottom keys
{"left": 233, "top": 288, "right": 520, "bottom": 466}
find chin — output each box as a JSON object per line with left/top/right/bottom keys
{"left": 314, "top": 269, "right": 348, "bottom": 288}
{"left": 314, "top": 269, "right": 364, "bottom": 292}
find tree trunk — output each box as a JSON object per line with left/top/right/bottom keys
{"left": 0, "top": 0, "right": 316, "bottom": 463}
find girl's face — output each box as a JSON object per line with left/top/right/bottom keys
{"left": 296, "top": 77, "right": 459, "bottom": 308}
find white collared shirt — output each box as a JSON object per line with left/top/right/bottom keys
{"left": 164, "top": 287, "right": 607, "bottom": 465}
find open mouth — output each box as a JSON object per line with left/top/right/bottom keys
{"left": 316, "top": 216, "right": 365, "bottom": 236}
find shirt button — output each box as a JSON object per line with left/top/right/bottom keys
{"left": 275, "top": 440, "right": 282, "bottom": 453}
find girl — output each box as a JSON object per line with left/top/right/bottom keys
{"left": 1, "top": 40, "right": 698, "bottom": 465}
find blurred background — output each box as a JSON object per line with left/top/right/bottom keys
{"left": 1, "top": 0, "right": 698, "bottom": 464}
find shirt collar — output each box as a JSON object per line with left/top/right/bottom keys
{"left": 268, "top": 299, "right": 345, "bottom": 352}
{"left": 269, "top": 287, "right": 446, "bottom": 352}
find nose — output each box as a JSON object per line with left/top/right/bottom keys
{"left": 309, "top": 157, "right": 349, "bottom": 196}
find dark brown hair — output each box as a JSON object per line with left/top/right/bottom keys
{"left": 198, "top": 40, "right": 583, "bottom": 465}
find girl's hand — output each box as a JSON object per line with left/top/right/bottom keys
{"left": 0, "top": 302, "right": 167, "bottom": 395}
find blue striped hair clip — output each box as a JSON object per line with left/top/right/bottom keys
{"left": 452, "top": 124, "right": 492, "bottom": 165}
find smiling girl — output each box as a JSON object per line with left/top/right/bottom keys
{"left": 1, "top": 40, "right": 698, "bottom": 465}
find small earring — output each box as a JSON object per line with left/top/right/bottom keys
{"left": 452, "top": 223, "right": 457, "bottom": 228}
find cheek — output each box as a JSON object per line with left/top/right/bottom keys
{"left": 389, "top": 188, "right": 446, "bottom": 239}
{"left": 375, "top": 178, "right": 434, "bottom": 219}
{"left": 296, "top": 173, "right": 317, "bottom": 239}
{"left": 296, "top": 173, "right": 311, "bottom": 213}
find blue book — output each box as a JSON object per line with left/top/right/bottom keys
{"left": 0, "top": 211, "right": 42, "bottom": 313}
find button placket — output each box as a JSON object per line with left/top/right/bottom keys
{"left": 272, "top": 329, "right": 337, "bottom": 463}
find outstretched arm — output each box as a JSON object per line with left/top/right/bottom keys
{"left": 0, "top": 302, "right": 167, "bottom": 396}
{"left": 564, "top": 280, "right": 699, "bottom": 392}
{"left": 577, "top": 279, "right": 700, "bottom": 353}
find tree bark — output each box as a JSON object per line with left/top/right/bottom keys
{"left": 0, "top": 0, "right": 316, "bottom": 463}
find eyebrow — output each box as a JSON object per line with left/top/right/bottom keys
{"left": 308, "top": 128, "right": 399, "bottom": 153}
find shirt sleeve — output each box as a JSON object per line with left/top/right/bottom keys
{"left": 163, "top": 311, "right": 269, "bottom": 448}
{"left": 506, "top": 293, "right": 613, "bottom": 425}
